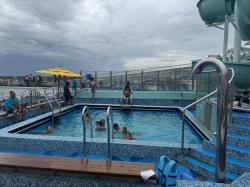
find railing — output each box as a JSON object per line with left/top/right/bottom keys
{"left": 81, "top": 106, "right": 93, "bottom": 158}
{"left": 181, "top": 68, "right": 235, "bottom": 155}
{"left": 46, "top": 92, "right": 61, "bottom": 120}
{"left": 39, "top": 93, "right": 55, "bottom": 125}
{"left": 106, "top": 106, "right": 114, "bottom": 159}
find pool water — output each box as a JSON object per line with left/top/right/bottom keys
{"left": 25, "top": 109, "right": 203, "bottom": 144}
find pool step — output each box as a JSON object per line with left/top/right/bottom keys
{"left": 228, "top": 124, "right": 250, "bottom": 137}
{"left": 232, "top": 116, "right": 250, "bottom": 126}
{"left": 227, "top": 133, "right": 250, "bottom": 149}
{"left": 179, "top": 155, "right": 239, "bottom": 184}
{"left": 203, "top": 140, "right": 250, "bottom": 163}
{"left": 190, "top": 148, "right": 250, "bottom": 175}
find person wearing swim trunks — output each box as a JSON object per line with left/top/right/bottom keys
{"left": 64, "top": 82, "right": 74, "bottom": 106}
{"left": 89, "top": 77, "right": 96, "bottom": 102}
{"left": 5, "top": 91, "right": 26, "bottom": 124}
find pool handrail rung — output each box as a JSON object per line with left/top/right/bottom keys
{"left": 38, "top": 93, "right": 55, "bottom": 125}
{"left": 81, "top": 106, "right": 93, "bottom": 158}
{"left": 106, "top": 106, "right": 114, "bottom": 160}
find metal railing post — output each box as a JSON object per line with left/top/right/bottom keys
{"left": 192, "top": 75, "right": 194, "bottom": 91}
{"left": 81, "top": 107, "right": 87, "bottom": 158}
{"left": 157, "top": 70, "right": 160, "bottom": 91}
{"left": 141, "top": 71, "right": 143, "bottom": 90}
{"left": 125, "top": 71, "right": 127, "bottom": 83}
{"left": 106, "top": 106, "right": 114, "bottom": 160}
{"left": 80, "top": 70, "right": 83, "bottom": 89}
{"left": 228, "top": 68, "right": 234, "bottom": 125}
{"left": 174, "top": 70, "right": 177, "bottom": 91}
{"left": 191, "top": 58, "right": 234, "bottom": 183}
{"left": 95, "top": 71, "right": 97, "bottom": 84}
{"left": 110, "top": 71, "right": 112, "bottom": 90}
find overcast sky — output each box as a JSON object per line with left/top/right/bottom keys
{"left": 0, "top": 0, "right": 235, "bottom": 76}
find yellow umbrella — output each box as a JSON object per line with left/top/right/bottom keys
{"left": 36, "top": 66, "right": 81, "bottom": 77}
{"left": 36, "top": 66, "right": 81, "bottom": 97}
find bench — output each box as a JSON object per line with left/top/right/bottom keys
{"left": 0, "top": 152, "right": 156, "bottom": 179}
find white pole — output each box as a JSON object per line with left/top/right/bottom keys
{"left": 233, "top": 28, "right": 242, "bottom": 62}
{"left": 223, "top": 18, "right": 229, "bottom": 62}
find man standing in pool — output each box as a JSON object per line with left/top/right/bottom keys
{"left": 64, "top": 82, "right": 74, "bottom": 106}
{"left": 5, "top": 91, "right": 27, "bottom": 124}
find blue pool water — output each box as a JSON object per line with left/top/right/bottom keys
{"left": 24, "top": 109, "right": 203, "bottom": 144}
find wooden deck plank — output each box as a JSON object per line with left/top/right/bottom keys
{"left": 0, "top": 153, "right": 156, "bottom": 179}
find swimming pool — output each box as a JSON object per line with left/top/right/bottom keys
{"left": 12, "top": 108, "right": 203, "bottom": 144}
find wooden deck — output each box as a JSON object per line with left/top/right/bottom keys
{"left": 0, "top": 152, "right": 156, "bottom": 179}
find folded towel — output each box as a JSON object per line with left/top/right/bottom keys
{"left": 140, "top": 170, "right": 156, "bottom": 180}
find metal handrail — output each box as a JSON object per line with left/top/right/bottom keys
{"left": 39, "top": 93, "right": 55, "bottom": 124}
{"left": 81, "top": 106, "right": 93, "bottom": 158}
{"left": 82, "top": 106, "right": 93, "bottom": 138}
{"left": 106, "top": 106, "right": 114, "bottom": 159}
{"left": 181, "top": 68, "right": 235, "bottom": 155}
{"left": 46, "top": 92, "right": 61, "bottom": 120}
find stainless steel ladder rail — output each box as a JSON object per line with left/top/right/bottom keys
{"left": 181, "top": 68, "right": 235, "bottom": 155}
{"left": 106, "top": 106, "right": 114, "bottom": 159}
{"left": 46, "top": 92, "right": 61, "bottom": 120}
{"left": 81, "top": 106, "right": 93, "bottom": 158}
{"left": 39, "top": 93, "right": 55, "bottom": 125}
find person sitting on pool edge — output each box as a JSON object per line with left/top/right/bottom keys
{"left": 64, "top": 82, "right": 74, "bottom": 106}
{"left": 123, "top": 88, "right": 131, "bottom": 105}
{"left": 5, "top": 91, "right": 27, "bottom": 124}
{"left": 114, "top": 123, "right": 120, "bottom": 132}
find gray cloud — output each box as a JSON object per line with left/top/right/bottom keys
{"left": 0, "top": 0, "right": 234, "bottom": 76}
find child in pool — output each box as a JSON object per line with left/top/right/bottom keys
{"left": 124, "top": 132, "right": 135, "bottom": 140}
{"left": 35, "top": 126, "right": 57, "bottom": 135}
{"left": 95, "top": 119, "right": 106, "bottom": 130}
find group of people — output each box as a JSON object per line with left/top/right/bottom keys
{"left": 25, "top": 74, "right": 42, "bottom": 87}
{"left": 233, "top": 90, "right": 250, "bottom": 108}
{"left": 63, "top": 76, "right": 97, "bottom": 105}
{"left": 95, "top": 120, "right": 135, "bottom": 140}
{"left": 82, "top": 111, "right": 136, "bottom": 140}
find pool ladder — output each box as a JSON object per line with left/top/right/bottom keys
{"left": 81, "top": 106, "right": 114, "bottom": 160}
{"left": 120, "top": 90, "right": 133, "bottom": 111}
{"left": 38, "top": 92, "right": 61, "bottom": 125}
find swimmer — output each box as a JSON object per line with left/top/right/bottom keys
{"left": 114, "top": 123, "right": 120, "bottom": 132}
{"left": 95, "top": 121, "right": 100, "bottom": 130}
{"left": 95, "top": 120, "right": 106, "bottom": 130}
{"left": 124, "top": 132, "right": 135, "bottom": 140}
{"left": 35, "top": 126, "right": 57, "bottom": 135}
{"left": 121, "top": 126, "right": 141, "bottom": 136}
{"left": 122, "top": 126, "right": 127, "bottom": 133}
